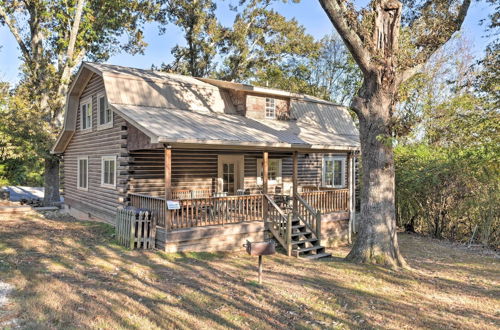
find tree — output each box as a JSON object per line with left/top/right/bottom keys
{"left": 158, "top": 0, "right": 224, "bottom": 76}
{"left": 0, "top": 0, "right": 156, "bottom": 204}
{"left": 318, "top": 0, "right": 472, "bottom": 267}
{"left": 218, "top": 0, "right": 318, "bottom": 82}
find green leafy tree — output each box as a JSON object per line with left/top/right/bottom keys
{"left": 318, "top": 0, "right": 472, "bottom": 267}
{"left": 0, "top": 0, "right": 157, "bottom": 203}
{"left": 158, "top": 0, "right": 224, "bottom": 76}
{"left": 218, "top": 0, "right": 318, "bottom": 82}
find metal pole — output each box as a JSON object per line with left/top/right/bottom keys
{"left": 258, "top": 255, "right": 263, "bottom": 284}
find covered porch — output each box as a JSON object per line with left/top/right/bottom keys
{"left": 126, "top": 146, "right": 357, "bottom": 253}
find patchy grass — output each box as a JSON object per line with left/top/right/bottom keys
{"left": 0, "top": 211, "right": 498, "bottom": 329}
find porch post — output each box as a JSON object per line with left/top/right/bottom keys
{"left": 164, "top": 146, "right": 172, "bottom": 231}
{"left": 292, "top": 151, "right": 298, "bottom": 214}
{"left": 262, "top": 151, "right": 268, "bottom": 194}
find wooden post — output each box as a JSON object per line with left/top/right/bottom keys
{"left": 262, "top": 151, "right": 269, "bottom": 226}
{"left": 316, "top": 210, "right": 322, "bottom": 244}
{"left": 164, "top": 146, "right": 172, "bottom": 231}
{"left": 263, "top": 151, "right": 269, "bottom": 194}
{"left": 292, "top": 151, "right": 298, "bottom": 215}
{"left": 286, "top": 212, "right": 292, "bottom": 256}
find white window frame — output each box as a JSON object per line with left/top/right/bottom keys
{"left": 322, "top": 155, "right": 346, "bottom": 188}
{"left": 80, "top": 97, "right": 92, "bottom": 131}
{"left": 97, "top": 92, "right": 113, "bottom": 130}
{"left": 101, "top": 155, "right": 117, "bottom": 189}
{"left": 77, "top": 156, "right": 89, "bottom": 191}
{"left": 265, "top": 97, "right": 276, "bottom": 119}
{"left": 257, "top": 158, "right": 282, "bottom": 185}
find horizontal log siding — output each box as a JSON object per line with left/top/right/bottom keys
{"left": 127, "top": 149, "right": 350, "bottom": 197}
{"left": 63, "top": 73, "right": 128, "bottom": 221}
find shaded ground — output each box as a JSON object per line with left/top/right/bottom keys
{"left": 0, "top": 211, "right": 498, "bottom": 329}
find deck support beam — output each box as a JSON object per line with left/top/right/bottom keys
{"left": 164, "top": 145, "right": 172, "bottom": 231}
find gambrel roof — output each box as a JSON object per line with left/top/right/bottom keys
{"left": 52, "top": 63, "right": 359, "bottom": 153}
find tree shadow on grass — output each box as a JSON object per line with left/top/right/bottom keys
{"left": 0, "top": 213, "right": 498, "bottom": 329}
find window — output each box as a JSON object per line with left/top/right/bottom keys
{"left": 257, "top": 158, "right": 282, "bottom": 185}
{"left": 265, "top": 98, "right": 276, "bottom": 119}
{"left": 101, "top": 156, "right": 116, "bottom": 188}
{"left": 222, "top": 163, "right": 235, "bottom": 194}
{"left": 77, "top": 156, "right": 88, "bottom": 191}
{"left": 80, "top": 98, "right": 92, "bottom": 130}
{"left": 97, "top": 93, "right": 112, "bottom": 129}
{"left": 323, "top": 156, "right": 346, "bottom": 188}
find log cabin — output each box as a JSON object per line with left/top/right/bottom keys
{"left": 52, "top": 62, "right": 360, "bottom": 258}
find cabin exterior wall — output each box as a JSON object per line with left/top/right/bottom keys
{"left": 62, "top": 73, "right": 128, "bottom": 221}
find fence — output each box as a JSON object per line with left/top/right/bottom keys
{"left": 115, "top": 208, "right": 156, "bottom": 249}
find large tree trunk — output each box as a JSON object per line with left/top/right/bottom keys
{"left": 43, "top": 156, "right": 60, "bottom": 206}
{"left": 347, "top": 79, "right": 407, "bottom": 268}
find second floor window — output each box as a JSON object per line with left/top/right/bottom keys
{"left": 80, "top": 98, "right": 92, "bottom": 130}
{"left": 265, "top": 98, "right": 276, "bottom": 119}
{"left": 98, "top": 93, "right": 112, "bottom": 128}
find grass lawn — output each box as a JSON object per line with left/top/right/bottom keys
{"left": 0, "top": 211, "right": 498, "bottom": 329}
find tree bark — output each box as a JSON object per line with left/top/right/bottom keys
{"left": 43, "top": 156, "right": 61, "bottom": 206}
{"left": 347, "top": 77, "right": 407, "bottom": 268}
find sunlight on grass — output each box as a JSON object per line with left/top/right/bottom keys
{"left": 0, "top": 211, "right": 498, "bottom": 329}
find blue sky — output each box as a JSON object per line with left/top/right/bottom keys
{"left": 0, "top": 1, "right": 495, "bottom": 85}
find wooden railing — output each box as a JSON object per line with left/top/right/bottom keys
{"left": 172, "top": 189, "right": 211, "bottom": 200}
{"left": 129, "top": 193, "right": 167, "bottom": 227}
{"left": 170, "top": 194, "right": 263, "bottom": 230}
{"left": 295, "top": 194, "right": 321, "bottom": 241}
{"left": 300, "top": 189, "right": 349, "bottom": 213}
{"left": 264, "top": 194, "right": 292, "bottom": 256}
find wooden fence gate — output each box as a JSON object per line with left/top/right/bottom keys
{"left": 115, "top": 208, "right": 156, "bottom": 249}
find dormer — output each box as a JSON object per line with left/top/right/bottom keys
{"left": 198, "top": 78, "right": 293, "bottom": 120}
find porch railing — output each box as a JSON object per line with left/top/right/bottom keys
{"left": 295, "top": 193, "right": 321, "bottom": 242}
{"left": 171, "top": 194, "right": 263, "bottom": 230}
{"left": 129, "top": 193, "right": 263, "bottom": 230}
{"left": 172, "top": 189, "right": 211, "bottom": 200}
{"left": 300, "top": 189, "right": 349, "bottom": 213}
{"left": 129, "top": 193, "right": 167, "bottom": 227}
{"left": 264, "top": 194, "right": 292, "bottom": 256}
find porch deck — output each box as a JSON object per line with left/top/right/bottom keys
{"left": 129, "top": 188, "right": 349, "bottom": 230}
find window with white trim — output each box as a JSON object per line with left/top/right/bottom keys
{"left": 101, "top": 156, "right": 116, "bottom": 188}
{"left": 80, "top": 98, "right": 92, "bottom": 130}
{"left": 265, "top": 98, "right": 276, "bottom": 119}
{"left": 97, "top": 93, "right": 112, "bottom": 128}
{"left": 77, "top": 156, "right": 88, "bottom": 190}
{"left": 323, "top": 156, "right": 346, "bottom": 188}
{"left": 257, "top": 158, "right": 282, "bottom": 185}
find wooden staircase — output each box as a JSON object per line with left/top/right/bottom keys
{"left": 264, "top": 194, "right": 331, "bottom": 259}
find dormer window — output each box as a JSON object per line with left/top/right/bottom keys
{"left": 265, "top": 98, "right": 276, "bottom": 119}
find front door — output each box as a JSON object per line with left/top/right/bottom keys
{"left": 217, "top": 155, "right": 244, "bottom": 195}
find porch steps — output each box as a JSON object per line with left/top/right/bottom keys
{"left": 290, "top": 217, "right": 331, "bottom": 259}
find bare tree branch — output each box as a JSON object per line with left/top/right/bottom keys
{"left": 398, "top": 0, "right": 472, "bottom": 84}
{"left": 0, "top": 5, "right": 31, "bottom": 63}
{"left": 318, "top": 0, "right": 372, "bottom": 74}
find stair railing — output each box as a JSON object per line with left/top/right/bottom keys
{"left": 264, "top": 194, "right": 293, "bottom": 256}
{"left": 295, "top": 193, "right": 322, "bottom": 243}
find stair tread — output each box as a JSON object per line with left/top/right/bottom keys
{"left": 294, "top": 245, "right": 324, "bottom": 253}
{"left": 291, "top": 231, "right": 312, "bottom": 237}
{"left": 302, "top": 252, "right": 332, "bottom": 260}
{"left": 291, "top": 238, "right": 318, "bottom": 245}
{"left": 291, "top": 225, "right": 306, "bottom": 229}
